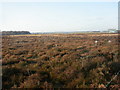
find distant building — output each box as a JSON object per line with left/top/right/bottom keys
{"left": 116, "top": 30, "right": 120, "bottom": 33}
{"left": 108, "top": 29, "right": 117, "bottom": 33}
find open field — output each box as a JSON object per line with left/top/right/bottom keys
{"left": 10, "top": 33, "right": 118, "bottom": 37}
{"left": 2, "top": 33, "right": 120, "bottom": 88}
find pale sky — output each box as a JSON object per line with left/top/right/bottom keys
{"left": 0, "top": 0, "right": 119, "bottom": 2}
{"left": 0, "top": 2, "right": 118, "bottom": 32}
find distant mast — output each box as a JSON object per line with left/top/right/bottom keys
{"left": 118, "top": 1, "right": 120, "bottom": 32}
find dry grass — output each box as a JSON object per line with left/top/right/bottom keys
{"left": 10, "top": 33, "right": 118, "bottom": 37}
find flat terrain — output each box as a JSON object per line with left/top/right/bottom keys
{"left": 2, "top": 33, "right": 120, "bottom": 88}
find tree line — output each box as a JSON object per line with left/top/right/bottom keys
{"left": 2, "top": 31, "right": 31, "bottom": 35}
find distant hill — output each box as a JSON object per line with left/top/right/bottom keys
{"left": 2, "top": 31, "right": 31, "bottom": 35}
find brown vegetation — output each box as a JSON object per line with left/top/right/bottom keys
{"left": 2, "top": 33, "right": 120, "bottom": 89}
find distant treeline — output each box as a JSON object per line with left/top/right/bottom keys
{"left": 2, "top": 31, "right": 31, "bottom": 35}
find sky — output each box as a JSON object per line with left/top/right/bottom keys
{"left": 0, "top": 2, "right": 118, "bottom": 32}
{"left": 0, "top": 0, "right": 119, "bottom": 2}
